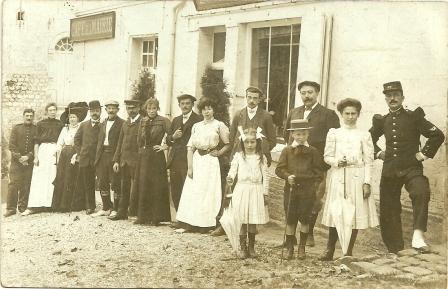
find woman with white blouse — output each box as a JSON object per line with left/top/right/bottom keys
{"left": 319, "top": 98, "right": 379, "bottom": 261}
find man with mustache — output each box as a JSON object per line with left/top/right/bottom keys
{"left": 284, "top": 81, "right": 340, "bottom": 247}
{"left": 369, "top": 81, "right": 444, "bottom": 253}
{"left": 73, "top": 100, "right": 102, "bottom": 214}
{"left": 4, "top": 109, "right": 38, "bottom": 217}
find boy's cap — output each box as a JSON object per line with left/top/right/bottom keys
{"left": 287, "top": 119, "right": 313, "bottom": 130}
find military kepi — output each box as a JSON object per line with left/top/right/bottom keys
{"left": 287, "top": 119, "right": 312, "bottom": 130}
{"left": 88, "top": 100, "right": 102, "bottom": 110}
{"left": 383, "top": 81, "right": 403, "bottom": 94}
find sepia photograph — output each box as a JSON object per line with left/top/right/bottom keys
{"left": 1, "top": 0, "right": 447, "bottom": 288}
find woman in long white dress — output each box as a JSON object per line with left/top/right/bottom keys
{"left": 176, "top": 97, "right": 230, "bottom": 232}
{"left": 22, "top": 103, "right": 64, "bottom": 215}
{"left": 319, "top": 98, "right": 379, "bottom": 260}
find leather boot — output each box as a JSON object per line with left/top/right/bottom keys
{"left": 318, "top": 227, "right": 338, "bottom": 261}
{"left": 248, "top": 233, "right": 257, "bottom": 258}
{"left": 345, "top": 229, "right": 358, "bottom": 256}
{"left": 113, "top": 198, "right": 120, "bottom": 212}
{"left": 100, "top": 192, "right": 112, "bottom": 211}
{"left": 283, "top": 235, "right": 295, "bottom": 260}
{"left": 307, "top": 213, "right": 318, "bottom": 247}
{"left": 297, "top": 232, "right": 308, "bottom": 260}
{"left": 239, "top": 235, "right": 249, "bottom": 259}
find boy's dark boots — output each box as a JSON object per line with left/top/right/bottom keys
{"left": 239, "top": 235, "right": 249, "bottom": 259}
{"left": 345, "top": 229, "right": 358, "bottom": 256}
{"left": 297, "top": 232, "right": 308, "bottom": 260}
{"left": 283, "top": 235, "right": 295, "bottom": 260}
{"left": 248, "top": 233, "right": 257, "bottom": 258}
{"left": 318, "top": 227, "right": 338, "bottom": 261}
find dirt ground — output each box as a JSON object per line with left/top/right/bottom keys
{"left": 1, "top": 208, "right": 446, "bottom": 289}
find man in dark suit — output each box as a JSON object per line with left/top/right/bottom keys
{"left": 93, "top": 100, "right": 124, "bottom": 217}
{"left": 166, "top": 94, "right": 202, "bottom": 211}
{"left": 109, "top": 100, "right": 142, "bottom": 220}
{"left": 4, "top": 109, "right": 38, "bottom": 217}
{"left": 211, "top": 86, "right": 276, "bottom": 236}
{"left": 284, "top": 81, "right": 340, "bottom": 246}
{"left": 73, "top": 100, "right": 102, "bottom": 215}
{"left": 369, "top": 81, "right": 444, "bottom": 253}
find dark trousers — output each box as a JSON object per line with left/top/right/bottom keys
{"left": 6, "top": 165, "right": 33, "bottom": 213}
{"left": 79, "top": 165, "right": 96, "bottom": 210}
{"left": 169, "top": 155, "right": 188, "bottom": 211}
{"left": 379, "top": 169, "right": 430, "bottom": 253}
{"left": 117, "top": 164, "right": 136, "bottom": 217}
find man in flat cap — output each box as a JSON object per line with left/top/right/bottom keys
{"left": 211, "top": 86, "right": 276, "bottom": 236}
{"left": 283, "top": 80, "right": 340, "bottom": 247}
{"left": 73, "top": 100, "right": 102, "bottom": 214}
{"left": 369, "top": 81, "right": 445, "bottom": 253}
{"left": 93, "top": 100, "right": 124, "bottom": 217}
{"left": 166, "top": 94, "right": 202, "bottom": 212}
{"left": 110, "top": 99, "right": 142, "bottom": 220}
{"left": 4, "top": 109, "right": 38, "bottom": 217}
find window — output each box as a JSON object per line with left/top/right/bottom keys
{"left": 55, "top": 37, "right": 74, "bottom": 52}
{"left": 142, "top": 38, "right": 158, "bottom": 68}
{"left": 250, "top": 24, "right": 300, "bottom": 137}
{"left": 17, "top": 11, "right": 24, "bottom": 21}
{"left": 213, "top": 32, "right": 226, "bottom": 63}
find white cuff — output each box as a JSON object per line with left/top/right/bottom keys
{"left": 376, "top": 151, "right": 383, "bottom": 158}
{"left": 417, "top": 152, "right": 429, "bottom": 161}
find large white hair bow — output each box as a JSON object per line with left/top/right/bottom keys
{"left": 238, "top": 126, "right": 265, "bottom": 141}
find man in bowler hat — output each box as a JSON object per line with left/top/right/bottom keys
{"left": 369, "top": 81, "right": 444, "bottom": 253}
{"left": 4, "top": 108, "right": 38, "bottom": 217}
{"left": 93, "top": 100, "right": 124, "bottom": 217}
{"left": 109, "top": 99, "right": 142, "bottom": 220}
{"left": 73, "top": 100, "right": 102, "bottom": 214}
{"left": 166, "top": 94, "right": 202, "bottom": 211}
{"left": 283, "top": 81, "right": 340, "bottom": 246}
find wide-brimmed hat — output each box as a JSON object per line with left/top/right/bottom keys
{"left": 286, "top": 119, "right": 313, "bottom": 130}
{"left": 88, "top": 100, "right": 102, "bottom": 110}
{"left": 383, "top": 81, "right": 403, "bottom": 94}
{"left": 60, "top": 102, "right": 89, "bottom": 124}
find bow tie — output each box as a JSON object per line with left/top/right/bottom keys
{"left": 92, "top": 120, "right": 100, "bottom": 124}
{"left": 248, "top": 108, "right": 256, "bottom": 114}
{"left": 183, "top": 114, "right": 189, "bottom": 119}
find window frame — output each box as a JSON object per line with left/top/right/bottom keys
{"left": 141, "top": 37, "right": 158, "bottom": 69}
{"left": 211, "top": 26, "right": 226, "bottom": 70}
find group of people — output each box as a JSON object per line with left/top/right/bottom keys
{"left": 4, "top": 80, "right": 444, "bottom": 261}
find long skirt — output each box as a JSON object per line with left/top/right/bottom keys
{"left": 51, "top": 146, "right": 84, "bottom": 212}
{"left": 28, "top": 143, "right": 58, "bottom": 208}
{"left": 321, "top": 166, "right": 379, "bottom": 229}
{"left": 176, "top": 152, "right": 222, "bottom": 227}
{"left": 134, "top": 147, "right": 171, "bottom": 223}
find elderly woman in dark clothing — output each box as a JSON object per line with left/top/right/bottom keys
{"left": 52, "top": 102, "right": 88, "bottom": 212}
{"left": 22, "top": 102, "right": 64, "bottom": 215}
{"left": 133, "top": 98, "right": 172, "bottom": 225}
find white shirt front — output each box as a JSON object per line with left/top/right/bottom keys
{"left": 104, "top": 119, "right": 115, "bottom": 145}
{"left": 247, "top": 106, "right": 258, "bottom": 120}
{"left": 182, "top": 110, "right": 193, "bottom": 124}
{"left": 304, "top": 102, "right": 318, "bottom": 119}
{"left": 291, "top": 140, "right": 310, "bottom": 148}
{"left": 130, "top": 114, "right": 140, "bottom": 124}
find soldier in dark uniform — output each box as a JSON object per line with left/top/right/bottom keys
{"left": 93, "top": 100, "right": 124, "bottom": 217}
{"left": 283, "top": 81, "right": 340, "bottom": 246}
{"left": 109, "top": 99, "right": 142, "bottom": 220}
{"left": 4, "top": 109, "right": 38, "bottom": 217}
{"left": 166, "top": 94, "right": 202, "bottom": 211}
{"left": 369, "top": 81, "right": 445, "bottom": 253}
{"left": 73, "top": 100, "right": 102, "bottom": 215}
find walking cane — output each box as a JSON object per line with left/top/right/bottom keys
{"left": 280, "top": 185, "right": 293, "bottom": 263}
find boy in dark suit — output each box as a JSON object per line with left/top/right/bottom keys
{"left": 93, "top": 100, "right": 124, "bottom": 217}
{"left": 166, "top": 94, "right": 202, "bottom": 211}
{"left": 276, "top": 119, "right": 324, "bottom": 260}
{"left": 73, "top": 100, "right": 102, "bottom": 214}
{"left": 283, "top": 81, "right": 340, "bottom": 246}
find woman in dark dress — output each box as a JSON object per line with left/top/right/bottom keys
{"left": 134, "top": 98, "right": 171, "bottom": 225}
{"left": 22, "top": 102, "right": 64, "bottom": 215}
{"left": 52, "top": 102, "right": 88, "bottom": 212}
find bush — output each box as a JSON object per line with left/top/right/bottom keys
{"left": 200, "top": 66, "right": 230, "bottom": 127}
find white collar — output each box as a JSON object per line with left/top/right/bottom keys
{"left": 305, "top": 102, "right": 318, "bottom": 111}
{"left": 291, "top": 140, "right": 309, "bottom": 148}
{"left": 183, "top": 110, "right": 193, "bottom": 119}
{"left": 247, "top": 106, "right": 258, "bottom": 113}
{"left": 130, "top": 114, "right": 140, "bottom": 123}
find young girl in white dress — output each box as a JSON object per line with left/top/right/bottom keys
{"left": 319, "top": 98, "right": 379, "bottom": 261}
{"left": 225, "top": 127, "right": 269, "bottom": 259}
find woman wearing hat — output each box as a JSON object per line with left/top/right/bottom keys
{"left": 319, "top": 98, "right": 379, "bottom": 261}
{"left": 52, "top": 102, "right": 88, "bottom": 212}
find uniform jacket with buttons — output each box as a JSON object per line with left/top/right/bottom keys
{"left": 8, "top": 123, "right": 38, "bottom": 173}
{"left": 283, "top": 103, "right": 340, "bottom": 155}
{"left": 74, "top": 120, "right": 100, "bottom": 168}
{"left": 369, "top": 106, "right": 445, "bottom": 177}
{"left": 113, "top": 116, "right": 141, "bottom": 169}
{"left": 94, "top": 116, "right": 124, "bottom": 166}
